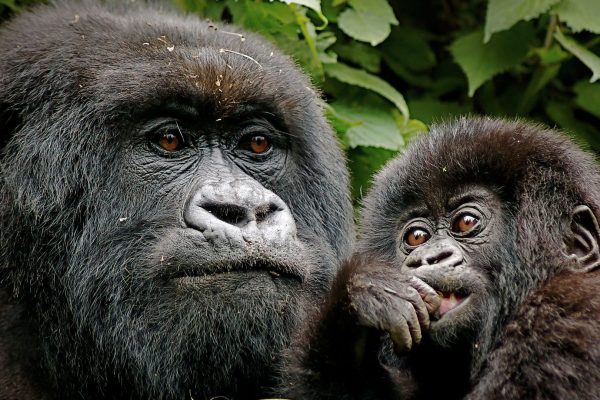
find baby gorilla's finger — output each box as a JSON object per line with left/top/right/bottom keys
{"left": 405, "top": 303, "right": 422, "bottom": 345}
{"left": 402, "top": 286, "right": 431, "bottom": 330}
{"left": 389, "top": 318, "right": 412, "bottom": 354}
{"left": 409, "top": 276, "right": 442, "bottom": 314}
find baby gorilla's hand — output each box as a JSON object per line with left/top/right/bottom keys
{"left": 347, "top": 264, "right": 441, "bottom": 354}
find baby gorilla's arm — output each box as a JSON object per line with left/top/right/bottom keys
{"left": 280, "top": 255, "right": 441, "bottom": 400}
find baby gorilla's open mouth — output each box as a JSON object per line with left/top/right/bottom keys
{"left": 437, "top": 291, "right": 469, "bottom": 317}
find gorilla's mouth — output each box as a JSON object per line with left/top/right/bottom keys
{"left": 436, "top": 290, "right": 470, "bottom": 317}
{"left": 168, "top": 259, "right": 304, "bottom": 283}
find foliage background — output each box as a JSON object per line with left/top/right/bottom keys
{"left": 2, "top": 0, "right": 600, "bottom": 204}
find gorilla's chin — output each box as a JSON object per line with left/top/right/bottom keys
{"left": 57, "top": 267, "right": 309, "bottom": 399}
{"left": 51, "top": 231, "right": 321, "bottom": 399}
{"left": 172, "top": 270, "right": 301, "bottom": 294}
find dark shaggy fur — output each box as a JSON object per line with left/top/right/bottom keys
{"left": 282, "top": 117, "right": 600, "bottom": 399}
{"left": 0, "top": 2, "right": 353, "bottom": 399}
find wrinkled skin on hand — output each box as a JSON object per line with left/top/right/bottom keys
{"left": 346, "top": 263, "right": 441, "bottom": 354}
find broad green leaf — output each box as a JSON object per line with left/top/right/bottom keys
{"left": 331, "top": 103, "right": 405, "bottom": 150}
{"left": 450, "top": 23, "right": 534, "bottom": 96}
{"left": 554, "top": 29, "right": 600, "bottom": 82}
{"left": 347, "top": 0, "right": 397, "bottom": 23}
{"left": 316, "top": 32, "right": 338, "bottom": 64}
{"left": 391, "top": 110, "right": 428, "bottom": 144}
{"left": 574, "top": 80, "right": 600, "bottom": 119}
{"left": 382, "top": 27, "right": 436, "bottom": 72}
{"left": 279, "top": 0, "right": 328, "bottom": 28}
{"left": 289, "top": 5, "right": 323, "bottom": 74}
{"left": 337, "top": 0, "right": 398, "bottom": 46}
{"left": 316, "top": 31, "right": 337, "bottom": 51}
{"left": 280, "top": 0, "right": 322, "bottom": 13}
{"left": 552, "top": 0, "right": 600, "bottom": 34}
{"left": 325, "top": 62, "right": 409, "bottom": 118}
{"left": 333, "top": 41, "right": 381, "bottom": 73}
{"left": 484, "top": 0, "right": 559, "bottom": 42}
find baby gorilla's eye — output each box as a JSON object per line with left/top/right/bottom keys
{"left": 405, "top": 228, "right": 431, "bottom": 247}
{"left": 157, "top": 131, "right": 184, "bottom": 152}
{"left": 452, "top": 213, "right": 480, "bottom": 234}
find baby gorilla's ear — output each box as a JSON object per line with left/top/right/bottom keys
{"left": 565, "top": 205, "right": 600, "bottom": 272}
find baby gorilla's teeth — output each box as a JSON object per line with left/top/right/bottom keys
{"left": 439, "top": 292, "right": 460, "bottom": 317}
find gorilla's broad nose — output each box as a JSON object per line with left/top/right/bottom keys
{"left": 200, "top": 202, "right": 277, "bottom": 228}
{"left": 184, "top": 178, "right": 297, "bottom": 246}
{"left": 405, "top": 241, "right": 464, "bottom": 269}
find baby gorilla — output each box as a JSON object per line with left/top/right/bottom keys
{"left": 282, "top": 117, "right": 600, "bottom": 400}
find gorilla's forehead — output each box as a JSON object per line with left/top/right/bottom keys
{"left": 2, "top": 3, "right": 313, "bottom": 117}
{"left": 85, "top": 37, "right": 308, "bottom": 118}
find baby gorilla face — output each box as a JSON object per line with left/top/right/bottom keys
{"left": 392, "top": 187, "right": 507, "bottom": 346}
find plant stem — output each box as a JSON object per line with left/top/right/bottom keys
{"left": 544, "top": 14, "right": 559, "bottom": 49}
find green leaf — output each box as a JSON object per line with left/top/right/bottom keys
{"left": 545, "top": 100, "right": 600, "bottom": 151}
{"left": 381, "top": 27, "right": 436, "bottom": 72}
{"left": 337, "top": 0, "right": 398, "bottom": 46}
{"left": 280, "top": 0, "right": 322, "bottom": 13}
{"left": 0, "top": 0, "right": 17, "bottom": 10}
{"left": 574, "top": 80, "right": 600, "bottom": 119}
{"left": 391, "top": 110, "right": 428, "bottom": 143}
{"left": 450, "top": 23, "right": 534, "bottom": 96}
{"left": 279, "top": 0, "right": 328, "bottom": 28}
{"left": 316, "top": 31, "right": 338, "bottom": 64}
{"left": 552, "top": 0, "right": 600, "bottom": 34}
{"left": 484, "top": 0, "right": 560, "bottom": 42}
{"left": 347, "top": 0, "right": 397, "bottom": 24}
{"left": 533, "top": 44, "right": 570, "bottom": 65}
{"left": 325, "top": 62, "right": 409, "bottom": 118}
{"left": 407, "top": 98, "right": 471, "bottom": 125}
{"left": 334, "top": 41, "right": 381, "bottom": 73}
{"left": 331, "top": 103, "right": 405, "bottom": 150}
{"left": 554, "top": 29, "right": 600, "bottom": 82}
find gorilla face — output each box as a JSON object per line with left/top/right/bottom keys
{"left": 0, "top": 4, "right": 353, "bottom": 399}
{"left": 391, "top": 186, "right": 518, "bottom": 349}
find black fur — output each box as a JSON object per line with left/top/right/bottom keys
{"left": 0, "top": 2, "right": 353, "bottom": 399}
{"left": 282, "top": 117, "right": 600, "bottom": 399}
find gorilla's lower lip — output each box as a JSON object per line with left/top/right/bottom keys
{"left": 168, "top": 260, "right": 303, "bottom": 282}
{"left": 173, "top": 269, "right": 293, "bottom": 283}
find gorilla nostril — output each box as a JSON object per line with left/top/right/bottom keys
{"left": 426, "top": 251, "right": 453, "bottom": 265}
{"left": 406, "top": 259, "right": 422, "bottom": 269}
{"left": 202, "top": 203, "right": 249, "bottom": 227}
{"left": 255, "top": 203, "right": 279, "bottom": 224}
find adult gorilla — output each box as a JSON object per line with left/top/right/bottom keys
{"left": 283, "top": 117, "right": 600, "bottom": 399}
{"left": 0, "top": 2, "right": 353, "bottom": 399}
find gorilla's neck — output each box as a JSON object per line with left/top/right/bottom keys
{"left": 409, "top": 334, "right": 476, "bottom": 400}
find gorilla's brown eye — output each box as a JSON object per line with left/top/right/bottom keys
{"left": 452, "top": 213, "right": 480, "bottom": 234}
{"left": 157, "top": 132, "right": 183, "bottom": 152}
{"left": 405, "top": 228, "right": 430, "bottom": 247}
{"left": 249, "top": 135, "right": 271, "bottom": 154}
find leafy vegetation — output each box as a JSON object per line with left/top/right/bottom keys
{"left": 3, "top": 0, "right": 600, "bottom": 203}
